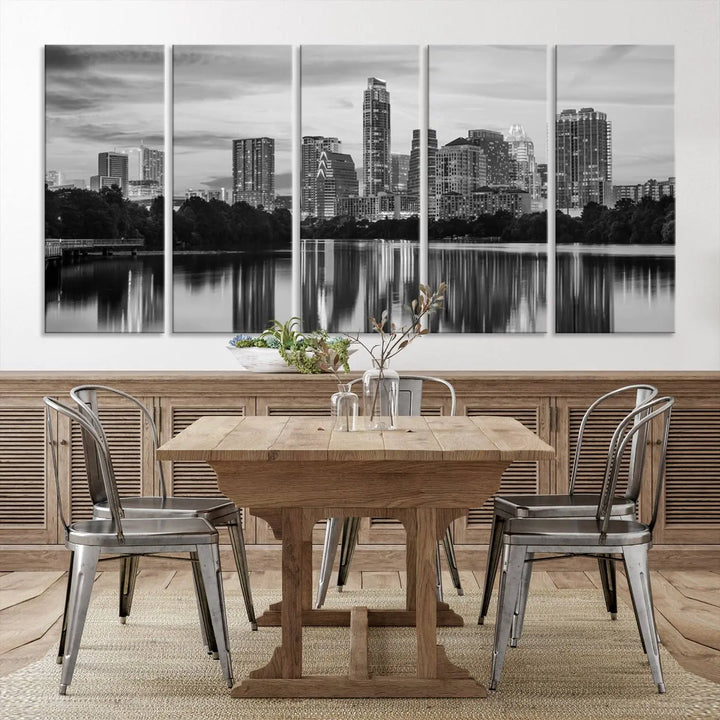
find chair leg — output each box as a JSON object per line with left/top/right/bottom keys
{"left": 597, "top": 554, "right": 618, "bottom": 619}
{"left": 226, "top": 510, "right": 257, "bottom": 630}
{"left": 337, "top": 516, "right": 361, "bottom": 591}
{"left": 196, "top": 543, "right": 234, "bottom": 689}
{"left": 118, "top": 554, "right": 140, "bottom": 624}
{"left": 191, "top": 551, "right": 217, "bottom": 657}
{"left": 489, "top": 543, "right": 527, "bottom": 692}
{"left": 510, "top": 551, "right": 534, "bottom": 647}
{"left": 442, "top": 526, "right": 464, "bottom": 596}
{"left": 57, "top": 550, "right": 74, "bottom": 663}
{"left": 315, "top": 517, "right": 343, "bottom": 608}
{"left": 622, "top": 545, "right": 665, "bottom": 694}
{"left": 435, "top": 541, "right": 444, "bottom": 602}
{"left": 59, "top": 544, "right": 100, "bottom": 695}
{"left": 479, "top": 512, "right": 506, "bottom": 624}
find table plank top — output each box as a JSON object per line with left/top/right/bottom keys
{"left": 157, "top": 415, "right": 555, "bottom": 463}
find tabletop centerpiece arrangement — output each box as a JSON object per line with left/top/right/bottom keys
{"left": 352, "top": 283, "right": 446, "bottom": 431}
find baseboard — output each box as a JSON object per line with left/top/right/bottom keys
{"left": 1, "top": 544, "right": 718, "bottom": 572}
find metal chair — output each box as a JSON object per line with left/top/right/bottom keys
{"left": 315, "top": 374, "right": 462, "bottom": 608}
{"left": 55, "top": 385, "right": 256, "bottom": 665}
{"left": 489, "top": 395, "right": 674, "bottom": 694}
{"left": 478, "top": 384, "right": 658, "bottom": 626}
{"left": 44, "top": 397, "right": 233, "bottom": 695}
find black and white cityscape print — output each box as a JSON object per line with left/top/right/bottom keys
{"left": 555, "top": 45, "right": 675, "bottom": 333}
{"left": 173, "top": 45, "right": 292, "bottom": 333}
{"left": 429, "top": 45, "right": 548, "bottom": 333}
{"left": 300, "top": 45, "right": 419, "bottom": 333}
{"left": 43, "top": 44, "right": 675, "bottom": 336}
{"left": 44, "top": 45, "right": 165, "bottom": 333}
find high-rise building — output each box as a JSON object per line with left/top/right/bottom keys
{"left": 556, "top": 107, "right": 612, "bottom": 210}
{"left": 467, "top": 129, "right": 510, "bottom": 186}
{"left": 408, "top": 129, "right": 438, "bottom": 198}
{"left": 436, "top": 138, "right": 488, "bottom": 197}
{"left": 505, "top": 124, "right": 539, "bottom": 198}
{"left": 614, "top": 176, "right": 675, "bottom": 203}
{"left": 97, "top": 152, "right": 129, "bottom": 196}
{"left": 46, "top": 170, "right": 62, "bottom": 187}
{"left": 315, "top": 151, "right": 358, "bottom": 219}
{"left": 90, "top": 175, "right": 123, "bottom": 192}
{"left": 391, "top": 153, "right": 410, "bottom": 192}
{"left": 301, "top": 136, "right": 341, "bottom": 216}
{"left": 232, "top": 137, "right": 275, "bottom": 209}
{"left": 362, "top": 77, "right": 391, "bottom": 196}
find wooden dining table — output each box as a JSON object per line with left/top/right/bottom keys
{"left": 157, "top": 414, "right": 554, "bottom": 699}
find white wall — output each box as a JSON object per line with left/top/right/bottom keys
{"left": 1, "top": 0, "right": 718, "bottom": 371}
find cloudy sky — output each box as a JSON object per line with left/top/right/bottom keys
{"left": 302, "top": 46, "right": 419, "bottom": 167}
{"left": 430, "top": 46, "right": 548, "bottom": 162}
{"left": 558, "top": 45, "right": 674, "bottom": 185}
{"left": 174, "top": 45, "right": 291, "bottom": 194}
{"left": 45, "top": 46, "right": 164, "bottom": 183}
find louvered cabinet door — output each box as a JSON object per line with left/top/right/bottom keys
{"left": 652, "top": 401, "right": 720, "bottom": 544}
{"left": 555, "top": 395, "right": 649, "bottom": 521}
{"left": 68, "top": 395, "right": 154, "bottom": 522}
{"left": 160, "top": 397, "right": 255, "bottom": 543}
{"left": 452, "top": 397, "right": 552, "bottom": 544}
{"left": 0, "top": 396, "right": 57, "bottom": 543}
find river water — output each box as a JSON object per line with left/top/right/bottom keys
{"left": 44, "top": 241, "right": 675, "bottom": 334}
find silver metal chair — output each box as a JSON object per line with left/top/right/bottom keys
{"left": 489, "top": 395, "right": 674, "bottom": 694}
{"left": 55, "top": 385, "right": 256, "bottom": 665}
{"left": 478, "top": 384, "right": 658, "bottom": 626}
{"left": 44, "top": 397, "right": 233, "bottom": 695}
{"left": 315, "top": 375, "right": 462, "bottom": 608}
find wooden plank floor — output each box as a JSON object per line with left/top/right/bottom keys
{"left": 1, "top": 569, "right": 718, "bottom": 685}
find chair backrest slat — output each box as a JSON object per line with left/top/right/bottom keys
{"left": 70, "top": 384, "right": 167, "bottom": 499}
{"left": 597, "top": 396, "right": 674, "bottom": 534}
{"left": 570, "top": 384, "right": 658, "bottom": 499}
{"left": 348, "top": 374, "right": 456, "bottom": 417}
{"left": 43, "top": 396, "right": 126, "bottom": 541}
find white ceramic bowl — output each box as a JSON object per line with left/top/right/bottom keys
{"left": 227, "top": 346, "right": 297, "bottom": 373}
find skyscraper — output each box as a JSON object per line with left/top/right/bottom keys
{"left": 301, "top": 136, "right": 341, "bottom": 216}
{"left": 436, "top": 139, "right": 488, "bottom": 196}
{"left": 315, "top": 151, "right": 358, "bottom": 219}
{"left": 505, "top": 124, "right": 539, "bottom": 198}
{"left": 232, "top": 137, "right": 275, "bottom": 209}
{"left": 391, "top": 153, "right": 410, "bottom": 192}
{"left": 363, "top": 77, "right": 391, "bottom": 196}
{"left": 97, "top": 152, "right": 129, "bottom": 196}
{"left": 467, "top": 129, "right": 510, "bottom": 186}
{"left": 408, "top": 129, "right": 438, "bottom": 198}
{"left": 556, "top": 107, "right": 612, "bottom": 210}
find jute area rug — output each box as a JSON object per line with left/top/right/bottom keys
{"left": 1, "top": 584, "right": 718, "bottom": 720}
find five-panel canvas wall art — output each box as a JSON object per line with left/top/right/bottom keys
{"left": 44, "top": 45, "right": 675, "bottom": 335}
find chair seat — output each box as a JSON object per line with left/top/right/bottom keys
{"left": 505, "top": 517, "right": 652, "bottom": 547}
{"left": 68, "top": 517, "right": 218, "bottom": 547}
{"left": 495, "top": 493, "right": 635, "bottom": 519}
{"left": 93, "top": 496, "right": 236, "bottom": 521}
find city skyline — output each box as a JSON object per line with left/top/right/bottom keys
{"left": 173, "top": 45, "right": 292, "bottom": 194}
{"left": 45, "top": 45, "right": 164, "bottom": 184}
{"left": 558, "top": 45, "right": 674, "bottom": 185}
{"left": 430, "top": 45, "right": 547, "bottom": 165}
{"left": 302, "top": 45, "right": 419, "bottom": 177}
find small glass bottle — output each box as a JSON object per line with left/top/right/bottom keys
{"left": 362, "top": 363, "right": 400, "bottom": 430}
{"left": 331, "top": 383, "right": 359, "bottom": 432}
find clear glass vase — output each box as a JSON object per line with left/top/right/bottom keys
{"left": 362, "top": 364, "right": 400, "bottom": 430}
{"left": 331, "top": 383, "right": 359, "bottom": 432}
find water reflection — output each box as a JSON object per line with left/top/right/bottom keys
{"left": 301, "top": 239, "right": 419, "bottom": 332}
{"left": 556, "top": 249, "right": 675, "bottom": 333}
{"left": 45, "top": 255, "right": 163, "bottom": 333}
{"left": 173, "top": 252, "right": 291, "bottom": 333}
{"left": 429, "top": 243, "right": 547, "bottom": 333}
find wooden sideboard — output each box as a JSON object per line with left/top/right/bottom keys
{"left": 1, "top": 371, "right": 718, "bottom": 570}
